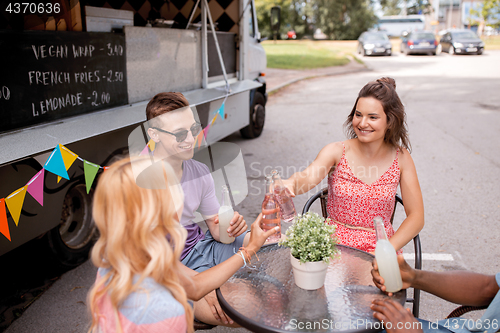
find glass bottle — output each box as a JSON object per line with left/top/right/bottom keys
{"left": 218, "top": 185, "right": 235, "bottom": 244}
{"left": 271, "top": 169, "right": 297, "bottom": 223}
{"left": 261, "top": 175, "right": 281, "bottom": 242}
{"left": 374, "top": 217, "right": 403, "bottom": 293}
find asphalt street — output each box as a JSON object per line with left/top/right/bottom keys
{"left": 4, "top": 50, "right": 500, "bottom": 333}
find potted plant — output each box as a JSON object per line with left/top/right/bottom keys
{"left": 279, "top": 212, "right": 339, "bottom": 290}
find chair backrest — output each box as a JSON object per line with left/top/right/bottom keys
{"left": 301, "top": 186, "right": 422, "bottom": 318}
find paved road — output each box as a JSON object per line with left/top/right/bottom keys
{"left": 5, "top": 50, "right": 500, "bottom": 333}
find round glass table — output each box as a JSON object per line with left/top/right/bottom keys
{"left": 216, "top": 244, "right": 406, "bottom": 332}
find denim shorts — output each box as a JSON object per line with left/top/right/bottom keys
{"left": 181, "top": 230, "right": 247, "bottom": 272}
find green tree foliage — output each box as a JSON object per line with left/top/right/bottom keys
{"left": 380, "top": 0, "right": 433, "bottom": 16}
{"left": 380, "top": 0, "right": 402, "bottom": 15}
{"left": 406, "top": 0, "right": 433, "bottom": 15}
{"left": 470, "top": 0, "right": 500, "bottom": 28}
{"left": 256, "top": 0, "right": 377, "bottom": 40}
{"left": 314, "top": 0, "right": 378, "bottom": 40}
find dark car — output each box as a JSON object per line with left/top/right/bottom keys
{"left": 357, "top": 31, "right": 392, "bottom": 56}
{"left": 401, "top": 31, "right": 438, "bottom": 55}
{"left": 439, "top": 29, "right": 484, "bottom": 55}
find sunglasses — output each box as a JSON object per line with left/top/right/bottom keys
{"left": 152, "top": 122, "right": 202, "bottom": 142}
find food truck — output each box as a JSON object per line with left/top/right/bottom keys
{"left": 0, "top": 0, "right": 267, "bottom": 265}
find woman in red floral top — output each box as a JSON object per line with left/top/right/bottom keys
{"left": 284, "top": 77, "right": 424, "bottom": 254}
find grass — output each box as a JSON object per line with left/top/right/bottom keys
{"left": 483, "top": 35, "right": 500, "bottom": 50}
{"left": 262, "top": 41, "right": 351, "bottom": 69}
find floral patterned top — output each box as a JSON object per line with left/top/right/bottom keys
{"left": 327, "top": 142, "right": 402, "bottom": 254}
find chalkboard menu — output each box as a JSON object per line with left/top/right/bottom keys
{"left": 0, "top": 30, "right": 128, "bottom": 133}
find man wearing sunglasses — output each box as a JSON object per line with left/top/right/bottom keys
{"left": 145, "top": 92, "right": 253, "bottom": 326}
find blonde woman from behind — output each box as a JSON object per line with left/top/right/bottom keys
{"left": 87, "top": 156, "right": 276, "bottom": 333}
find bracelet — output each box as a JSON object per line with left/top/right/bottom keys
{"left": 239, "top": 247, "right": 258, "bottom": 265}
{"left": 238, "top": 251, "right": 247, "bottom": 268}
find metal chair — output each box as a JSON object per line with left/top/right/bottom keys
{"left": 302, "top": 187, "right": 422, "bottom": 317}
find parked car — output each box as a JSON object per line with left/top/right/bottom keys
{"left": 401, "top": 31, "right": 438, "bottom": 55}
{"left": 357, "top": 31, "right": 392, "bottom": 56}
{"left": 287, "top": 30, "right": 297, "bottom": 39}
{"left": 439, "top": 29, "right": 484, "bottom": 55}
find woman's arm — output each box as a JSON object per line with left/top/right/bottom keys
{"left": 283, "top": 142, "right": 342, "bottom": 196}
{"left": 389, "top": 148, "right": 424, "bottom": 252}
{"left": 178, "top": 215, "right": 278, "bottom": 301}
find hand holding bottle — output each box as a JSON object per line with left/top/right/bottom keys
{"left": 371, "top": 255, "right": 415, "bottom": 296}
{"left": 246, "top": 214, "right": 280, "bottom": 254}
{"left": 214, "top": 212, "right": 247, "bottom": 237}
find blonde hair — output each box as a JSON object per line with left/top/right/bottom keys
{"left": 87, "top": 156, "right": 194, "bottom": 333}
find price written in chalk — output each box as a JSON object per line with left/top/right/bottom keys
{"left": 31, "top": 91, "right": 111, "bottom": 116}
{"left": 0, "top": 86, "right": 10, "bottom": 100}
{"left": 106, "top": 43, "right": 123, "bottom": 56}
{"left": 90, "top": 91, "right": 111, "bottom": 107}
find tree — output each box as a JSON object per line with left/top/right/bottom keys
{"left": 314, "top": 0, "right": 378, "bottom": 40}
{"left": 406, "top": 0, "right": 433, "bottom": 15}
{"left": 380, "top": 0, "right": 402, "bottom": 15}
{"left": 255, "top": 0, "right": 309, "bottom": 38}
{"left": 470, "top": 0, "right": 500, "bottom": 33}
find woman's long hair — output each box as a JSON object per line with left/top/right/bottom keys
{"left": 344, "top": 77, "right": 411, "bottom": 152}
{"left": 87, "top": 156, "right": 193, "bottom": 333}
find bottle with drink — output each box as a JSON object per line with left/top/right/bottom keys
{"left": 261, "top": 175, "right": 281, "bottom": 242}
{"left": 271, "top": 169, "right": 297, "bottom": 223}
{"left": 218, "top": 185, "right": 235, "bottom": 244}
{"left": 373, "top": 217, "right": 403, "bottom": 293}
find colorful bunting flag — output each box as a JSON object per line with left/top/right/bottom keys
{"left": 103, "top": 166, "right": 110, "bottom": 171}
{"left": 83, "top": 160, "right": 100, "bottom": 194}
{"left": 27, "top": 169, "right": 44, "bottom": 206}
{"left": 139, "top": 145, "right": 149, "bottom": 156}
{"left": 57, "top": 145, "right": 79, "bottom": 183}
{"left": 218, "top": 103, "right": 225, "bottom": 119}
{"left": 211, "top": 114, "right": 218, "bottom": 126}
{"left": 147, "top": 139, "right": 156, "bottom": 152}
{"left": 0, "top": 198, "right": 10, "bottom": 241}
{"left": 44, "top": 145, "right": 69, "bottom": 180}
{"left": 203, "top": 124, "right": 210, "bottom": 140}
{"left": 5, "top": 186, "right": 28, "bottom": 226}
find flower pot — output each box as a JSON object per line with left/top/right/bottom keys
{"left": 290, "top": 253, "right": 330, "bottom": 290}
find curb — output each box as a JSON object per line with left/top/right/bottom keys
{"left": 267, "top": 60, "right": 372, "bottom": 94}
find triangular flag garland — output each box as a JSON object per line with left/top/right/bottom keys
{"left": 83, "top": 160, "right": 100, "bottom": 194}
{"left": 0, "top": 144, "right": 108, "bottom": 242}
{"left": 44, "top": 145, "right": 69, "bottom": 180}
{"left": 58, "top": 144, "right": 79, "bottom": 183}
{"left": 27, "top": 169, "right": 45, "bottom": 206}
{"left": 5, "top": 186, "right": 28, "bottom": 226}
{"left": 0, "top": 97, "right": 230, "bottom": 242}
{"left": 147, "top": 139, "right": 156, "bottom": 152}
{"left": 0, "top": 199, "right": 10, "bottom": 242}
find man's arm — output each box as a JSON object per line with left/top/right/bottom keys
{"left": 411, "top": 270, "right": 498, "bottom": 307}
{"left": 372, "top": 256, "right": 499, "bottom": 307}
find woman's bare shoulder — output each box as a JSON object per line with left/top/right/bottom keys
{"left": 398, "top": 147, "right": 416, "bottom": 171}
{"left": 318, "top": 141, "right": 344, "bottom": 165}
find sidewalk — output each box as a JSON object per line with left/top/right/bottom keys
{"left": 265, "top": 57, "right": 369, "bottom": 94}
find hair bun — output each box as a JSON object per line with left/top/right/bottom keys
{"left": 377, "top": 77, "right": 396, "bottom": 90}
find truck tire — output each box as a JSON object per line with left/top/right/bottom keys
{"left": 46, "top": 183, "right": 96, "bottom": 267}
{"left": 240, "top": 91, "right": 266, "bottom": 139}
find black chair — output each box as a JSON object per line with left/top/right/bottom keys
{"left": 302, "top": 187, "right": 422, "bottom": 318}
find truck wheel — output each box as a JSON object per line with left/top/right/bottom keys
{"left": 46, "top": 183, "right": 96, "bottom": 267}
{"left": 240, "top": 91, "right": 266, "bottom": 139}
